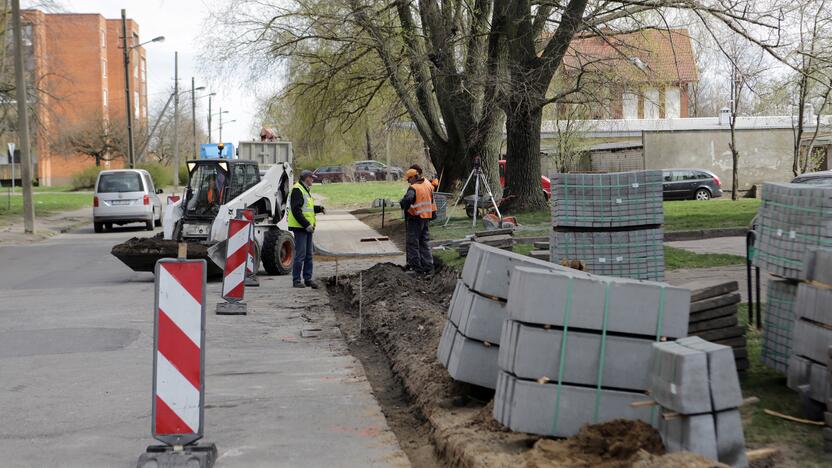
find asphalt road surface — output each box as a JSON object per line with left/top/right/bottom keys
{"left": 0, "top": 225, "right": 407, "bottom": 467}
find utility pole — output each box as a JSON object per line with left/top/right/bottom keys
{"left": 121, "top": 9, "right": 135, "bottom": 169}
{"left": 207, "top": 95, "right": 213, "bottom": 144}
{"left": 11, "top": 0, "right": 34, "bottom": 233}
{"left": 191, "top": 77, "right": 197, "bottom": 160}
{"left": 172, "top": 51, "right": 180, "bottom": 187}
{"left": 218, "top": 107, "right": 223, "bottom": 143}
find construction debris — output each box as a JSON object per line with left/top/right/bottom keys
{"left": 549, "top": 170, "right": 665, "bottom": 281}
{"left": 682, "top": 280, "right": 747, "bottom": 375}
{"left": 457, "top": 228, "right": 516, "bottom": 257}
{"left": 650, "top": 336, "right": 747, "bottom": 467}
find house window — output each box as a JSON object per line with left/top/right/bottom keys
{"left": 622, "top": 92, "right": 638, "bottom": 119}
{"left": 644, "top": 88, "right": 660, "bottom": 119}
{"left": 100, "top": 28, "right": 106, "bottom": 48}
{"left": 102, "top": 88, "right": 108, "bottom": 107}
{"left": 665, "top": 87, "right": 681, "bottom": 118}
{"left": 102, "top": 57, "right": 107, "bottom": 79}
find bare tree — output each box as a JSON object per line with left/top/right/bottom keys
{"left": 53, "top": 115, "right": 126, "bottom": 167}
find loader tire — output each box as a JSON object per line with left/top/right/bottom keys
{"left": 262, "top": 229, "right": 294, "bottom": 275}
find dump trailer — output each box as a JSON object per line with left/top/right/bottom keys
{"left": 111, "top": 157, "right": 295, "bottom": 276}
{"left": 237, "top": 140, "right": 293, "bottom": 167}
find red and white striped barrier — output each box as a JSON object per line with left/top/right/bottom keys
{"left": 152, "top": 259, "right": 206, "bottom": 445}
{"left": 238, "top": 209, "right": 256, "bottom": 280}
{"left": 221, "top": 218, "right": 251, "bottom": 302}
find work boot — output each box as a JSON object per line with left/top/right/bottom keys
{"left": 305, "top": 280, "right": 321, "bottom": 289}
{"left": 293, "top": 282, "right": 306, "bottom": 288}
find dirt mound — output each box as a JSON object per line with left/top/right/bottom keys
{"left": 328, "top": 261, "right": 696, "bottom": 467}
{"left": 111, "top": 235, "right": 217, "bottom": 273}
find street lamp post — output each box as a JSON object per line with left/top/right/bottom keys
{"left": 219, "top": 118, "right": 236, "bottom": 144}
{"left": 192, "top": 78, "right": 197, "bottom": 159}
{"left": 11, "top": 0, "right": 34, "bottom": 233}
{"left": 207, "top": 95, "right": 212, "bottom": 144}
{"left": 173, "top": 51, "right": 179, "bottom": 186}
{"left": 120, "top": 8, "right": 163, "bottom": 169}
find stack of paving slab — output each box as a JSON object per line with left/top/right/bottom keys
{"left": 752, "top": 183, "right": 832, "bottom": 279}
{"left": 650, "top": 336, "right": 747, "bottom": 467}
{"left": 492, "top": 265, "right": 691, "bottom": 437}
{"left": 761, "top": 279, "right": 798, "bottom": 373}
{"left": 457, "top": 228, "right": 515, "bottom": 257}
{"left": 786, "top": 249, "right": 832, "bottom": 409}
{"left": 826, "top": 347, "right": 832, "bottom": 453}
{"left": 549, "top": 170, "right": 665, "bottom": 281}
{"left": 437, "top": 243, "right": 566, "bottom": 389}
{"left": 683, "top": 280, "right": 747, "bottom": 375}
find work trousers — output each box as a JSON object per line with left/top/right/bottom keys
{"left": 405, "top": 217, "right": 433, "bottom": 274}
{"left": 291, "top": 228, "right": 314, "bottom": 284}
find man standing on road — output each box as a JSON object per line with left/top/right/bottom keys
{"left": 400, "top": 168, "right": 437, "bottom": 277}
{"left": 288, "top": 170, "right": 326, "bottom": 288}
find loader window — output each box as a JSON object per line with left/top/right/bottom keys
{"left": 225, "top": 164, "right": 247, "bottom": 201}
{"left": 245, "top": 164, "right": 259, "bottom": 189}
{"left": 186, "top": 164, "right": 227, "bottom": 217}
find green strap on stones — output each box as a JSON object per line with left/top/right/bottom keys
{"left": 593, "top": 281, "right": 611, "bottom": 423}
{"left": 551, "top": 276, "right": 574, "bottom": 435}
{"left": 650, "top": 286, "right": 666, "bottom": 425}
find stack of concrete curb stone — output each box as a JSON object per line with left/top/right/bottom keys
{"left": 493, "top": 265, "right": 691, "bottom": 437}
{"left": 650, "top": 336, "right": 747, "bottom": 467}
{"left": 826, "top": 346, "right": 832, "bottom": 453}
{"left": 762, "top": 280, "right": 798, "bottom": 373}
{"left": 752, "top": 183, "right": 832, "bottom": 279}
{"left": 549, "top": 170, "right": 665, "bottom": 281}
{"left": 786, "top": 249, "right": 832, "bottom": 411}
{"left": 438, "top": 243, "right": 567, "bottom": 389}
{"left": 682, "top": 280, "right": 747, "bottom": 375}
{"left": 457, "top": 228, "right": 515, "bottom": 257}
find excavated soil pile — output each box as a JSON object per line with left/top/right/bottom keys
{"left": 329, "top": 262, "right": 720, "bottom": 467}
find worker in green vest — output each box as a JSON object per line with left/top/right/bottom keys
{"left": 288, "top": 170, "right": 326, "bottom": 288}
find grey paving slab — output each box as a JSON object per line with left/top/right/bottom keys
{"left": 493, "top": 371, "right": 653, "bottom": 437}
{"left": 507, "top": 266, "right": 690, "bottom": 338}
{"left": 683, "top": 279, "right": 740, "bottom": 302}
{"left": 549, "top": 228, "right": 665, "bottom": 281}
{"left": 787, "top": 354, "right": 830, "bottom": 403}
{"left": 676, "top": 336, "right": 743, "bottom": 412}
{"left": 792, "top": 318, "right": 832, "bottom": 365}
{"left": 448, "top": 280, "right": 506, "bottom": 344}
{"left": 438, "top": 321, "right": 500, "bottom": 389}
{"left": 498, "top": 320, "right": 655, "bottom": 391}
{"left": 659, "top": 412, "right": 718, "bottom": 461}
{"left": 650, "top": 341, "right": 712, "bottom": 414}
{"left": 762, "top": 279, "right": 798, "bottom": 373}
{"left": 795, "top": 282, "right": 832, "bottom": 326}
{"left": 461, "top": 242, "right": 568, "bottom": 300}
{"left": 803, "top": 248, "right": 832, "bottom": 284}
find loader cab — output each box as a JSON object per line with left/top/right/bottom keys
{"left": 183, "top": 159, "right": 260, "bottom": 219}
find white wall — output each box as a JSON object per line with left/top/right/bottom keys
{"left": 622, "top": 92, "right": 638, "bottom": 119}
{"left": 644, "top": 88, "right": 660, "bottom": 119}
{"left": 665, "top": 87, "right": 681, "bottom": 119}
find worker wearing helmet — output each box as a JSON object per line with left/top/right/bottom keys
{"left": 400, "top": 168, "right": 437, "bottom": 277}
{"left": 288, "top": 169, "right": 326, "bottom": 288}
{"left": 409, "top": 164, "right": 439, "bottom": 190}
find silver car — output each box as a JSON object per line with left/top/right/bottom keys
{"left": 93, "top": 169, "right": 163, "bottom": 233}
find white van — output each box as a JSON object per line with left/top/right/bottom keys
{"left": 93, "top": 169, "right": 163, "bottom": 233}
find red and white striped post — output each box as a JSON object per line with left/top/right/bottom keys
{"left": 237, "top": 209, "right": 259, "bottom": 287}
{"left": 216, "top": 218, "right": 251, "bottom": 315}
{"left": 138, "top": 259, "right": 216, "bottom": 466}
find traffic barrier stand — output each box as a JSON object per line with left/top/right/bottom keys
{"left": 237, "top": 209, "right": 259, "bottom": 287}
{"left": 216, "top": 218, "right": 250, "bottom": 315}
{"left": 138, "top": 258, "right": 217, "bottom": 468}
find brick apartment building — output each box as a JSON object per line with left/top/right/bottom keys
{"left": 20, "top": 10, "right": 148, "bottom": 186}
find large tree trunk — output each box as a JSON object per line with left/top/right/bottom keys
{"left": 503, "top": 103, "right": 547, "bottom": 211}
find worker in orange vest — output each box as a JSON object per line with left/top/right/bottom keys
{"left": 400, "top": 168, "right": 437, "bottom": 277}
{"left": 409, "top": 164, "right": 439, "bottom": 190}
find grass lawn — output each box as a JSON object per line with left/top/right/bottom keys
{"left": 313, "top": 181, "right": 404, "bottom": 209}
{"left": 8, "top": 185, "right": 76, "bottom": 193}
{"left": 738, "top": 303, "right": 829, "bottom": 467}
{"left": 0, "top": 192, "right": 92, "bottom": 223}
{"left": 664, "top": 199, "right": 760, "bottom": 232}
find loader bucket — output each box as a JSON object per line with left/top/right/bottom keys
{"left": 110, "top": 236, "right": 224, "bottom": 276}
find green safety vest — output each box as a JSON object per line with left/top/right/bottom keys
{"left": 288, "top": 182, "right": 316, "bottom": 228}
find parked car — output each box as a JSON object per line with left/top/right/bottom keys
{"left": 352, "top": 160, "right": 404, "bottom": 181}
{"left": 662, "top": 169, "right": 723, "bottom": 200}
{"left": 498, "top": 159, "right": 551, "bottom": 197}
{"left": 93, "top": 169, "right": 163, "bottom": 233}
{"left": 791, "top": 170, "right": 832, "bottom": 185}
{"left": 313, "top": 165, "right": 351, "bottom": 184}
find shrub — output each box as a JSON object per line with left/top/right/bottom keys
{"left": 179, "top": 165, "right": 189, "bottom": 186}
{"left": 137, "top": 162, "right": 172, "bottom": 188}
{"left": 71, "top": 166, "right": 102, "bottom": 190}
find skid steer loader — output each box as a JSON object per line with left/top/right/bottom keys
{"left": 111, "top": 158, "right": 295, "bottom": 276}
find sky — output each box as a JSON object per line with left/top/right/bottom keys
{"left": 25, "top": 0, "right": 259, "bottom": 146}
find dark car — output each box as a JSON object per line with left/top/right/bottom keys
{"left": 312, "top": 165, "right": 350, "bottom": 184}
{"left": 352, "top": 160, "right": 404, "bottom": 181}
{"left": 791, "top": 170, "right": 832, "bottom": 185}
{"left": 662, "top": 169, "right": 723, "bottom": 200}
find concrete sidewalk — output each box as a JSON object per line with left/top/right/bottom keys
{"left": 665, "top": 236, "right": 747, "bottom": 257}
{"left": 315, "top": 211, "right": 400, "bottom": 257}
{"left": 0, "top": 207, "right": 91, "bottom": 246}
{"left": 0, "top": 226, "right": 409, "bottom": 467}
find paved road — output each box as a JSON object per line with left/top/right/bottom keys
{"left": 0, "top": 226, "right": 407, "bottom": 467}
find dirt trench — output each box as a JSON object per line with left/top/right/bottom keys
{"left": 327, "top": 261, "right": 721, "bottom": 467}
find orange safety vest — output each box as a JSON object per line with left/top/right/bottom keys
{"left": 408, "top": 180, "right": 437, "bottom": 219}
